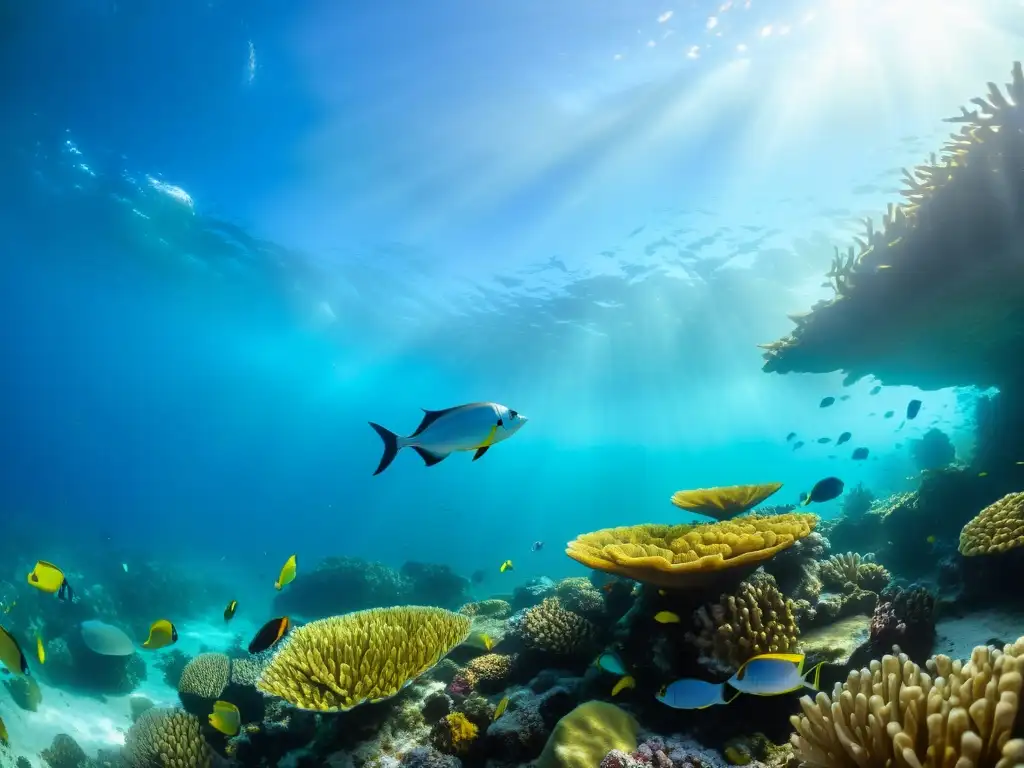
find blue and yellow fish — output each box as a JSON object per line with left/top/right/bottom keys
{"left": 656, "top": 679, "right": 737, "bottom": 710}
{"left": 727, "top": 653, "right": 824, "bottom": 696}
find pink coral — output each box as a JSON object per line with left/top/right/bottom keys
{"left": 445, "top": 675, "right": 471, "bottom": 697}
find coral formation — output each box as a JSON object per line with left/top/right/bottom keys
{"left": 790, "top": 636, "right": 1024, "bottom": 767}
{"left": 960, "top": 492, "right": 1024, "bottom": 555}
{"left": 124, "top": 708, "right": 212, "bottom": 768}
{"left": 864, "top": 585, "right": 936, "bottom": 663}
{"left": 909, "top": 427, "right": 956, "bottom": 472}
{"left": 554, "top": 577, "right": 607, "bottom": 619}
{"left": 177, "top": 652, "right": 230, "bottom": 714}
{"left": 537, "top": 701, "right": 639, "bottom": 768}
{"left": 457, "top": 599, "right": 511, "bottom": 619}
{"left": 669, "top": 483, "right": 783, "bottom": 521}
{"left": 565, "top": 513, "right": 817, "bottom": 589}
{"left": 689, "top": 574, "right": 799, "bottom": 670}
{"left": 41, "top": 734, "right": 87, "bottom": 768}
{"left": 462, "top": 653, "right": 516, "bottom": 692}
{"left": 257, "top": 606, "right": 472, "bottom": 711}
{"left": 519, "top": 598, "right": 596, "bottom": 657}
{"left": 818, "top": 552, "right": 890, "bottom": 593}
{"left": 841, "top": 484, "right": 875, "bottom": 519}
{"left": 430, "top": 712, "right": 478, "bottom": 757}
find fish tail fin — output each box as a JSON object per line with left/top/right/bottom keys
{"left": 801, "top": 497, "right": 811, "bottom": 506}
{"left": 804, "top": 661, "right": 825, "bottom": 690}
{"left": 368, "top": 422, "right": 403, "bottom": 475}
{"left": 723, "top": 685, "right": 742, "bottom": 704}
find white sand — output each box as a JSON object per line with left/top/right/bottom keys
{"left": 935, "top": 609, "right": 1024, "bottom": 661}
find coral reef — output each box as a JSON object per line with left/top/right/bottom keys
{"left": 566, "top": 513, "right": 817, "bottom": 589}
{"left": 272, "top": 556, "right": 410, "bottom": 618}
{"left": 554, "top": 577, "right": 607, "bottom": 620}
{"left": 123, "top": 708, "right": 212, "bottom": 768}
{"left": 861, "top": 585, "right": 936, "bottom": 664}
{"left": 430, "top": 712, "right": 479, "bottom": 757}
{"left": 538, "top": 701, "right": 639, "bottom": 768}
{"left": 401, "top": 562, "right": 471, "bottom": 609}
{"left": 960, "top": 491, "right": 1024, "bottom": 555}
{"left": 461, "top": 653, "right": 516, "bottom": 692}
{"left": 909, "top": 427, "right": 956, "bottom": 472}
{"left": 519, "top": 598, "right": 596, "bottom": 658}
{"left": 818, "top": 552, "right": 890, "bottom": 593}
{"left": 177, "top": 652, "right": 230, "bottom": 715}
{"left": 41, "top": 734, "right": 87, "bottom": 768}
{"left": 840, "top": 484, "right": 874, "bottom": 520}
{"left": 669, "top": 483, "right": 783, "bottom": 521}
{"left": 257, "top": 606, "right": 472, "bottom": 711}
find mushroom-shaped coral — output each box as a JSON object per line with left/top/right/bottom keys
{"left": 124, "top": 708, "right": 212, "bottom": 768}
{"left": 960, "top": 492, "right": 1024, "bottom": 556}
{"left": 688, "top": 574, "right": 799, "bottom": 670}
{"left": 519, "top": 598, "right": 595, "bottom": 657}
{"left": 670, "top": 483, "right": 783, "bottom": 521}
{"left": 566, "top": 513, "right": 817, "bottom": 589}
{"left": 256, "top": 606, "right": 471, "bottom": 712}
{"left": 790, "top": 636, "right": 1024, "bottom": 767}
{"left": 818, "top": 552, "right": 890, "bottom": 592}
{"left": 176, "top": 652, "right": 229, "bottom": 716}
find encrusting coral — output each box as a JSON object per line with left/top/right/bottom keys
{"left": 818, "top": 552, "right": 890, "bottom": 593}
{"left": 688, "top": 573, "right": 799, "bottom": 670}
{"left": 790, "top": 635, "right": 1024, "bottom": 767}
{"left": 520, "top": 598, "right": 595, "bottom": 657}
{"left": 123, "top": 707, "right": 212, "bottom": 768}
{"left": 257, "top": 606, "right": 471, "bottom": 712}
{"left": 565, "top": 513, "right": 817, "bottom": 589}
{"left": 960, "top": 492, "right": 1024, "bottom": 556}
{"left": 669, "top": 483, "right": 784, "bottom": 521}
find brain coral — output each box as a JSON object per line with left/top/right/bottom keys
{"left": 960, "top": 492, "right": 1024, "bottom": 556}
{"left": 689, "top": 574, "right": 799, "bottom": 670}
{"left": 520, "top": 598, "right": 595, "bottom": 656}
{"left": 537, "top": 701, "right": 639, "bottom": 768}
{"left": 566, "top": 513, "right": 817, "bottom": 589}
{"left": 257, "top": 606, "right": 471, "bottom": 712}
{"left": 790, "top": 636, "right": 1024, "bottom": 767}
{"left": 124, "top": 708, "right": 212, "bottom": 768}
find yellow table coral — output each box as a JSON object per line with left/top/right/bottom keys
{"left": 670, "top": 483, "right": 783, "bottom": 521}
{"left": 256, "top": 606, "right": 471, "bottom": 712}
{"left": 566, "top": 513, "right": 817, "bottom": 589}
{"left": 960, "top": 492, "right": 1024, "bottom": 556}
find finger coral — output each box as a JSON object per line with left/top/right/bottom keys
{"left": 670, "top": 483, "right": 784, "bottom": 521}
{"left": 790, "top": 636, "right": 1024, "bottom": 767}
{"left": 818, "top": 552, "right": 890, "bottom": 593}
{"left": 256, "top": 606, "right": 471, "bottom": 712}
{"left": 960, "top": 492, "right": 1024, "bottom": 556}
{"left": 124, "top": 708, "right": 212, "bottom": 768}
{"left": 688, "top": 574, "right": 799, "bottom": 670}
{"left": 520, "top": 598, "right": 595, "bottom": 657}
{"left": 566, "top": 513, "right": 817, "bottom": 589}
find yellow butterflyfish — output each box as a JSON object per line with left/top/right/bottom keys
{"left": 27, "top": 561, "right": 74, "bottom": 601}
{"left": 654, "top": 611, "right": 680, "bottom": 624}
{"left": 499, "top": 560, "right": 513, "bottom": 573}
{"left": 275, "top": 554, "right": 297, "bottom": 590}
{"left": 611, "top": 675, "right": 635, "bottom": 696}
{"left": 493, "top": 696, "right": 510, "bottom": 720}
{"left": 209, "top": 700, "right": 241, "bottom": 736}
{"left": 142, "top": 619, "right": 178, "bottom": 650}
{"left": 36, "top": 635, "right": 44, "bottom": 665}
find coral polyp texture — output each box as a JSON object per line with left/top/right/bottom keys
{"left": 124, "top": 708, "right": 212, "bottom": 768}
{"left": 790, "top": 636, "right": 1024, "bottom": 767}
{"left": 462, "top": 653, "right": 515, "bottom": 691}
{"left": 818, "top": 552, "right": 890, "bottom": 592}
{"left": 669, "top": 482, "right": 783, "bottom": 521}
{"left": 565, "top": 513, "right": 817, "bottom": 589}
{"left": 520, "top": 598, "right": 595, "bottom": 656}
{"left": 960, "top": 492, "right": 1024, "bottom": 556}
{"left": 760, "top": 62, "right": 1024, "bottom": 390}
{"left": 689, "top": 574, "right": 799, "bottom": 669}
{"left": 256, "top": 606, "right": 472, "bottom": 712}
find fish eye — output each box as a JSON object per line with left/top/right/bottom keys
{"left": 509, "top": 409, "right": 518, "bottom": 419}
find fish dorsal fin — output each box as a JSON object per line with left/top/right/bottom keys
{"left": 735, "top": 652, "right": 804, "bottom": 680}
{"left": 409, "top": 404, "right": 488, "bottom": 438}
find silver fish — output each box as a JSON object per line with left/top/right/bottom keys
{"left": 369, "top": 402, "right": 528, "bottom": 475}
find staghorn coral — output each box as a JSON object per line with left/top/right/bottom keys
{"left": 790, "top": 636, "right": 1024, "bottom": 767}
{"left": 960, "top": 492, "right": 1024, "bottom": 556}
{"left": 520, "top": 598, "right": 595, "bottom": 657}
{"left": 818, "top": 552, "right": 889, "bottom": 593}
{"left": 566, "top": 513, "right": 817, "bottom": 589}
{"left": 257, "top": 606, "right": 471, "bottom": 712}
{"left": 554, "top": 577, "right": 606, "bottom": 618}
{"left": 462, "top": 653, "right": 515, "bottom": 692}
{"left": 41, "top": 734, "right": 87, "bottom": 768}
{"left": 124, "top": 708, "right": 212, "bottom": 768}
{"left": 689, "top": 574, "right": 799, "bottom": 670}
{"left": 176, "top": 652, "right": 229, "bottom": 716}
{"left": 669, "top": 483, "right": 783, "bottom": 521}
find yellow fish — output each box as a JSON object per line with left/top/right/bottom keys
{"left": 275, "top": 554, "right": 297, "bottom": 590}
{"left": 223, "top": 600, "right": 238, "bottom": 622}
{"left": 654, "top": 611, "right": 680, "bottom": 624}
{"left": 499, "top": 560, "right": 513, "bottom": 573}
{"left": 979, "top": 472, "right": 989, "bottom": 478}
{"left": 142, "top": 619, "right": 178, "bottom": 650}
{"left": 493, "top": 696, "right": 509, "bottom": 720}
{"left": 36, "top": 635, "right": 44, "bottom": 665}
{"left": 27, "top": 561, "right": 74, "bottom": 601}
{"left": 208, "top": 700, "right": 241, "bottom": 737}
{"left": 926, "top": 535, "right": 937, "bottom": 545}
{"left": 658, "top": 589, "right": 667, "bottom": 596}
{"left": 611, "top": 675, "right": 635, "bottom": 696}
{"left": 481, "top": 634, "right": 495, "bottom": 651}
{"left": 0, "top": 715, "right": 7, "bottom": 746}
{"left": 0, "top": 625, "right": 29, "bottom": 676}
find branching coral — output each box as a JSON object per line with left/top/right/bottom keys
{"left": 256, "top": 606, "right": 471, "bottom": 712}
{"left": 520, "top": 598, "right": 595, "bottom": 657}
{"left": 566, "top": 513, "right": 817, "bottom": 589}
{"left": 790, "top": 636, "right": 1024, "bottom": 767}
{"left": 818, "top": 552, "right": 890, "bottom": 593}
{"left": 688, "top": 574, "right": 799, "bottom": 670}
{"left": 124, "top": 708, "right": 212, "bottom": 768}
{"left": 960, "top": 492, "right": 1024, "bottom": 556}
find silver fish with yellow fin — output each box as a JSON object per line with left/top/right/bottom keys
{"left": 726, "top": 652, "right": 824, "bottom": 696}
{"left": 369, "top": 402, "right": 528, "bottom": 475}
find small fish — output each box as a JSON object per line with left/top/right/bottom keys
{"left": 907, "top": 399, "right": 922, "bottom": 420}
{"left": 869, "top": 385, "right": 882, "bottom": 395}
{"left": 828, "top": 454, "right": 837, "bottom": 459}
{"left": 792, "top": 441, "right": 805, "bottom": 451}
{"left": 836, "top": 432, "right": 851, "bottom": 445}
{"left": 611, "top": 675, "right": 636, "bottom": 696}
{"left": 480, "top": 634, "right": 496, "bottom": 651}
{"left": 142, "top": 620, "right": 178, "bottom": 650}
{"left": 500, "top": 560, "right": 514, "bottom": 573}
{"left": 839, "top": 395, "right": 850, "bottom": 401}
{"left": 369, "top": 402, "right": 529, "bottom": 475}
{"left": 493, "top": 696, "right": 510, "bottom": 720}
{"left": 654, "top": 611, "right": 680, "bottom": 624}
{"left": 531, "top": 541, "right": 544, "bottom": 552}
{"left": 801, "top": 477, "right": 844, "bottom": 505}
{"left": 209, "top": 700, "right": 241, "bottom": 737}
{"left": 785, "top": 432, "right": 797, "bottom": 442}
{"left": 27, "top": 561, "right": 74, "bottom": 601}
{"left": 657, "top": 679, "right": 737, "bottom": 710}
{"left": 36, "top": 636, "right": 44, "bottom": 665}
{"left": 979, "top": 471, "right": 989, "bottom": 478}
{"left": 224, "top": 600, "right": 238, "bottom": 622}
{"left": 926, "top": 535, "right": 937, "bottom": 544}
{"left": 816, "top": 437, "right": 831, "bottom": 444}
{"left": 852, "top": 447, "right": 869, "bottom": 460}
{"left": 0, "top": 625, "right": 29, "bottom": 676}
{"left": 0, "top": 715, "right": 6, "bottom": 746}
{"left": 819, "top": 397, "right": 835, "bottom": 408}
{"left": 657, "top": 589, "right": 668, "bottom": 596}
{"left": 726, "top": 653, "right": 824, "bottom": 696}
{"left": 884, "top": 410, "right": 894, "bottom": 419}
{"left": 122, "top": 563, "right": 129, "bottom": 573}
{"left": 274, "top": 554, "right": 297, "bottom": 591}
{"left": 594, "top": 651, "right": 627, "bottom": 676}
{"left": 249, "top": 617, "right": 291, "bottom": 654}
